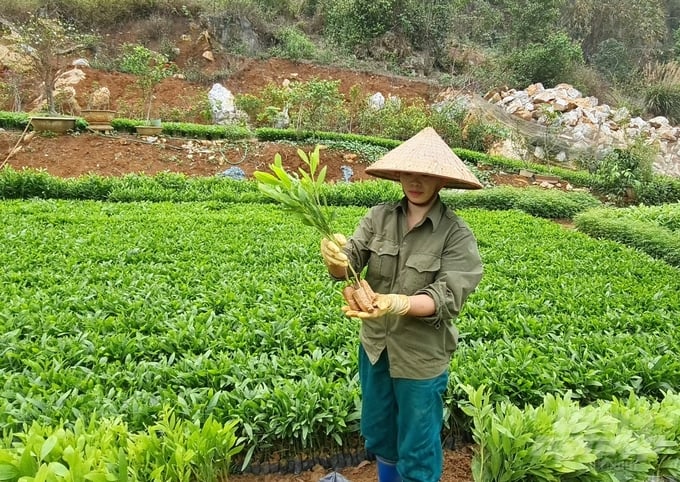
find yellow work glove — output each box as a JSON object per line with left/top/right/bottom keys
{"left": 343, "top": 293, "right": 410, "bottom": 319}
{"left": 321, "top": 233, "right": 348, "bottom": 268}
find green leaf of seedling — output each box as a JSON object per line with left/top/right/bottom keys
{"left": 309, "top": 145, "right": 320, "bottom": 175}
{"left": 252, "top": 144, "right": 338, "bottom": 239}
{"left": 48, "top": 462, "right": 69, "bottom": 477}
{"left": 18, "top": 444, "right": 37, "bottom": 477}
{"left": 206, "top": 390, "right": 220, "bottom": 414}
{"left": 270, "top": 155, "right": 293, "bottom": 189}
{"left": 253, "top": 171, "right": 280, "bottom": 186}
{"left": 84, "top": 471, "right": 111, "bottom": 482}
{"left": 299, "top": 212, "right": 319, "bottom": 228}
{"left": 298, "top": 169, "right": 313, "bottom": 186}
{"left": 297, "top": 148, "right": 309, "bottom": 166}
{"left": 317, "top": 165, "right": 327, "bottom": 186}
{"left": 118, "top": 448, "right": 128, "bottom": 482}
{"left": 259, "top": 184, "right": 307, "bottom": 211}
{"left": 295, "top": 183, "right": 310, "bottom": 204}
{"left": 0, "top": 463, "right": 19, "bottom": 481}
{"left": 241, "top": 446, "right": 255, "bottom": 472}
{"left": 40, "top": 436, "right": 58, "bottom": 462}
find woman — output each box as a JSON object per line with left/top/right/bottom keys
{"left": 321, "top": 127, "right": 484, "bottom": 482}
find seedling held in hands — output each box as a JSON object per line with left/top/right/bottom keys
{"left": 254, "top": 145, "right": 375, "bottom": 311}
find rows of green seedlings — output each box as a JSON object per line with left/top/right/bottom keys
{"left": 462, "top": 385, "right": 680, "bottom": 481}
{"left": 1, "top": 200, "right": 679, "bottom": 464}
{"left": 452, "top": 209, "right": 680, "bottom": 408}
{"left": 574, "top": 202, "right": 680, "bottom": 267}
{"left": 0, "top": 167, "right": 602, "bottom": 220}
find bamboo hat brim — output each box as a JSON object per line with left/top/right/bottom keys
{"left": 365, "top": 127, "right": 483, "bottom": 189}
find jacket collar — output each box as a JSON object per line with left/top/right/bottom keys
{"left": 395, "top": 196, "right": 445, "bottom": 230}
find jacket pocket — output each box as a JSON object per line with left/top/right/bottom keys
{"left": 403, "top": 253, "right": 440, "bottom": 294}
{"left": 367, "top": 238, "right": 399, "bottom": 281}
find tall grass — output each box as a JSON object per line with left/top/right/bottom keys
{"left": 643, "top": 61, "right": 680, "bottom": 124}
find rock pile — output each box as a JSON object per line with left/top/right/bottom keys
{"left": 481, "top": 83, "right": 680, "bottom": 177}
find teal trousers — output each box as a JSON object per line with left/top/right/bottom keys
{"left": 359, "top": 345, "right": 449, "bottom": 482}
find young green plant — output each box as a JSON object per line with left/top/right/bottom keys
{"left": 253, "top": 145, "right": 375, "bottom": 312}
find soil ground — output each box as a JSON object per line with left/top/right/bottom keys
{"left": 1, "top": 55, "right": 440, "bottom": 181}
{"left": 228, "top": 446, "right": 476, "bottom": 482}
{"left": 0, "top": 130, "right": 375, "bottom": 181}
{"left": 0, "top": 127, "right": 537, "bottom": 192}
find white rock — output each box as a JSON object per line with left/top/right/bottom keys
{"left": 369, "top": 92, "right": 385, "bottom": 109}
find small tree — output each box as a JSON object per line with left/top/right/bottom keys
{"left": 118, "top": 44, "right": 175, "bottom": 122}
{"left": 15, "top": 14, "right": 87, "bottom": 115}
{"left": 594, "top": 138, "right": 655, "bottom": 203}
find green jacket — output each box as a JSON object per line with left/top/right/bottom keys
{"left": 343, "top": 197, "right": 483, "bottom": 379}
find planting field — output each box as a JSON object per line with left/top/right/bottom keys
{"left": 1, "top": 199, "right": 680, "bottom": 478}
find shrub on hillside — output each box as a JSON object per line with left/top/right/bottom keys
{"left": 644, "top": 84, "right": 680, "bottom": 125}
{"left": 592, "top": 141, "right": 654, "bottom": 203}
{"left": 592, "top": 38, "right": 635, "bottom": 84}
{"left": 269, "top": 26, "right": 317, "bottom": 60}
{"left": 234, "top": 78, "right": 348, "bottom": 131}
{"left": 504, "top": 33, "right": 584, "bottom": 88}
{"left": 356, "top": 97, "right": 430, "bottom": 140}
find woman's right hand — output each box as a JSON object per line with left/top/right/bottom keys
{"left": 321, "top": 233, "right": 348, "bottom": 268}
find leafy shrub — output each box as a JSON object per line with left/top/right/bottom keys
{"left": 235, "top": 93, "right": 265, "bottom": 123}
{"left": 592, "top": 38, "right": 635, "bottom": 83}
{"left": 322, "top": 0, "right": 390, "bottom": 49}
{"left": 0, "top": 166, "right": 600, "bottom": 220}
{"left": 320, "top": 0, "right": 454, "bottom": 64}
{"left": 636, "top": 175, "right": 680, "bottom": 205}
{"left": 357, "top": 97, "right": 430, "bottom": 140}
{"left": 322, "top": 179, "right": 402, "bottom": 206}
{"left": 0, "top": 111, "right": 30, "bottom": 129}
{"left": 237, "top": 78, "right": 348, "bottom": 131}
{"left": 429, "top": 101, "right": 466, "bottom": 147}
{"left": 462, "top": 117, "right": 508, "bottom": 153}
{"left": 593, "top": 140, "right": 655, "bottom": 202}
{"left": 462, "top": 386, "right": 680, "bottom": 481}
{"left": 505, "top": 32, "right": 584, "bottom": 88}
{"left": 320, "top": 0, "right": 361, "bottom": 50}
{"left": 318, "top": 139, "right": 389, "bottom": 163}
{"left": 608, "top": 203, "right": 680, "bottom": 231}
{"left": 160, "top": 122, "right": 252, "bottom": 140}
{"left": 288, "top": 78, "right": 348, "bottom": 131}
{"left": 116, "top": 43, "right": 176, "bottom": 121}
{"left": 0, "top": 409, "right": 243, "bottom": 482}
{"left": 270, "top": 26, "right": 317, "bottom": 60}
{"left": 254, "top": 127, "right": 400, "bottom": 149}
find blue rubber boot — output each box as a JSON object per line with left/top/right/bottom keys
{"left": 376, "top": 457, "right": 402, "bottom": 482}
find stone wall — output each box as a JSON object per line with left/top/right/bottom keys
{"left": 443, "top": 83, "right": 680, "bottom": 178}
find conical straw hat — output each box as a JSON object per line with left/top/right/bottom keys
{"left": 366, "top": 127, "right": 483, "bottom": 189}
